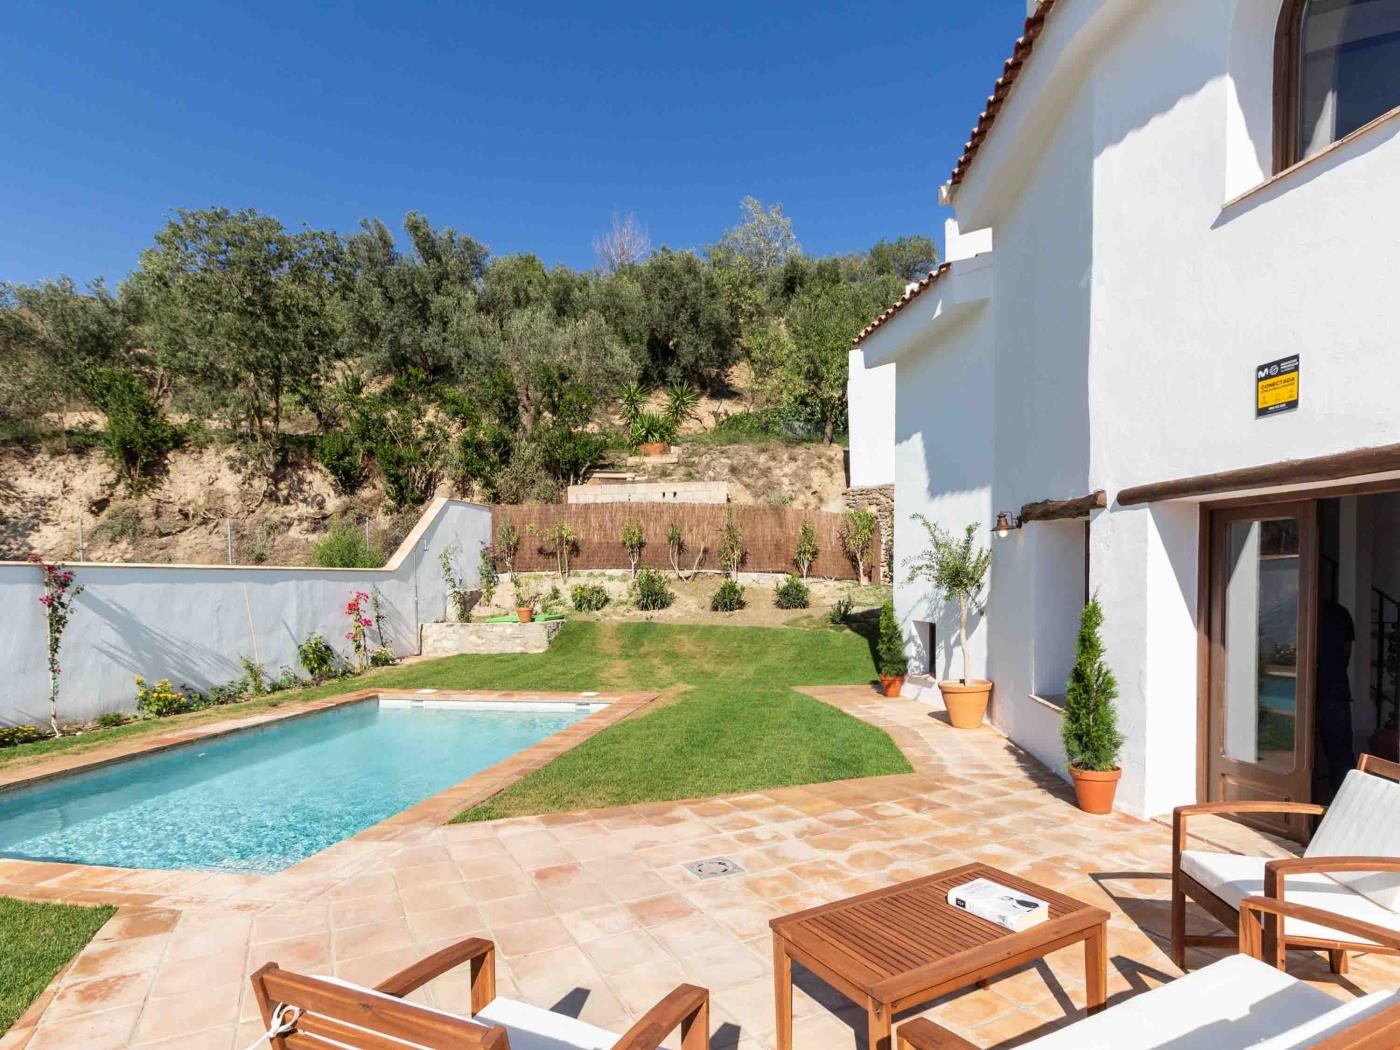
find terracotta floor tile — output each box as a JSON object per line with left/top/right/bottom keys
{"left": 624, "top": 894, "right": 697, "bottom": 928}
{"left": 492, "top": 915, "right": 575, "bottom": 957}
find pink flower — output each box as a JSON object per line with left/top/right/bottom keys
{"left": 38, "top": 594, "right": 53, "bottom": 607}
{"left": 345, "top": 631, "right": 356, "bottom": 640}
{"left": 360, "top": 617, "right": 372, "bottom": 627}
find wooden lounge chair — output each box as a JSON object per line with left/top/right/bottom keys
{"left": 895, "top": 896, "right": 1400, "bottom": 1049}
{"left": 250, "top": 936, "right": 708, "bottom": 1049}
{"left": 1172, "top": 753, "right": 1400, "bottom": 973}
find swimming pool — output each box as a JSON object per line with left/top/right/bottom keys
{"left": 0, "top": 698, "right": 595, "bottom": 874}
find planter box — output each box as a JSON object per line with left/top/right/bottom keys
{"left": 419, "top": 619, "right": 564, "bottom": 657}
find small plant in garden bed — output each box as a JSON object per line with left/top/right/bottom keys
{"left": 540, "top": 585, "right": 565, "bottom": 616}
{"left": 829, "top": 592, "right": 854, "bottom": 625}
{"left": 774, "top": 575, "right": 810, "bottom": 609}
{"left": 571, "top": 583, "right": 609, "bottom": 612}
{"left": 0, "top": 725, "right": 46, "bottom": 749}
{"left": 478, "top": 543, "right": 499, "bottom": 604}
{"left": 839, "top": 509, "right": 878, "bottom": 586}
{"left": 298, "top": 632, "right": 339, "bottom": 682}
{"left": 29, "top": 552, "right": 82, "bottom": 736}
{"left": 95, "top": 712, "right": 129, "bottom": 728}
{"left": 439, "top": 544, "right": 478, "bottom": 622}
{"left": 134, "top": 676, "right": 191, "bottom": 718}
{"left": 794, "top": 518, "right": 819, "bottom": 581}
{"left": 718, "top": 507, "right": 746, "bottom": 578}
{"left": 631, "top": 568, "right": 674, "bottom": 610}
{"left": 620, "top": 516, "right": 645, "bottom": 579}
{"left": 710, "top": 578, "right": 746, "bottom": 612}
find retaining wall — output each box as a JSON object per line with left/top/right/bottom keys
{"left": 0, "top": 498, "right": 492, "bottom": 726}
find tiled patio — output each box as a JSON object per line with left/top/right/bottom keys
{"left": 2, "top": 686, "right": 1397, "bottom": 1050}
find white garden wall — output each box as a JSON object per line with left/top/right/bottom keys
{"left": 0, "top": 498, "right": 492, "bottom": 727}
{"left": 846, "top": 346, "right": 896, "bottom": 488}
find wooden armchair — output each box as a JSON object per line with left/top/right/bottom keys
{"left": 1172, "top": 753, "right": 1400, "bottom": 974}
{"left": 250, "top": 935, "right": 709, "bottom": 1050}
{"left": 896, "top": 896, "right": 1400, "bottom": 1050}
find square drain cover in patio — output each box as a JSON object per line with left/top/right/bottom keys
{"left": 682, "top": 857, "right": 744, "bottom": 880}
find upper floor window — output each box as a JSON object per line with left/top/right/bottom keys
{"left": 1276, "top": 0, "right": 1400, "bottom": 170}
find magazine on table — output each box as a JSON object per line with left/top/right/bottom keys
{"left": 946, "top": 877, "right": 1049, "bottom": 932}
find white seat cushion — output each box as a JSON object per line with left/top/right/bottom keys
{"left": 475, "top": 997, "right": 621, "bottom": 1050}
{"left": 309, "top": 976, "right": 623, "bottom": 1050}
{"left": 1306, "top": 768, "right": 1400, "bottom": 913}
{"left": 1019, "top": 954, "right": 1397, "bottom": 1050}
{"left": 1181, "top": 850, "right": 1400, "bottom": 946}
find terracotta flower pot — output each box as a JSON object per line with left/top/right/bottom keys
{"left": 637, "top": 441, "right": 669, "bottom": 456}
{"left": 516, "top": 607, "right": 534, "bottom": 623}
{"left": 879, "top": 674, "right": 905, "bottom": 698}
{"left": 939, "top": 679, "right": 992, "bottom": 729}
{"left": 1069, "top": 765, "right": 1122, "bottom": 814}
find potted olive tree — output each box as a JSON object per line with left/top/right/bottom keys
{"left": 876, "top": 601, "right": 908, "bottom": 697}
{"left": 905, "top": 516, "right": 992, "bottom": 729}
{"left": 1062, "top": 597, "right": 1124, "bottom": 813}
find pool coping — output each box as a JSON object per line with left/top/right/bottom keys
{"left": 0, "top": 688, "right": 657, "bottom": 905}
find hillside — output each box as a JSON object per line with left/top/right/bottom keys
{"left": 0, "top": 434, "right": 849, "bottom": 566}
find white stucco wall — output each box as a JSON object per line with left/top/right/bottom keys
{"left": 846, "top": 347, "right": 896, "bottom": 488}
{"left": 878, "top": 0, "right": 1400, "bottom": 817}
{"left": 0, "top": 498, "right": 492, "bottom": 726}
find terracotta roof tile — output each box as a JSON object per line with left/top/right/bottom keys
{"left": 948, "top": 0, "right": 1058, "bottom": 189}
{"left": 852, "top": 262, "right": 952, "bottom": 345}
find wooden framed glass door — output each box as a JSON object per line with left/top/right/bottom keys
{"left": 1205, "top": 501, "right": 1319, "bottom": 840}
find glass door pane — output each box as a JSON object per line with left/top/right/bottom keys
{"left": 1222, "top": 519, "right": 1302, "bottom": 773}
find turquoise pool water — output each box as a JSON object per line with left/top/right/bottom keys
{"left": 0, "top": 699, "right": 591, "bottom": 874}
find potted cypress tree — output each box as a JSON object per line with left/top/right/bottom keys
{"left": 1062, "top": 597, "right": 1124, "bottom": 813}
{"left": 876, "top": 601, "right": 908, "bottom": 697}
{"left": 905, "top": 516, "right": 992, "bottom": 728}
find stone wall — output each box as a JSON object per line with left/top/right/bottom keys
{"left": 419, "top": 619, "right": 564, "bottom": 657}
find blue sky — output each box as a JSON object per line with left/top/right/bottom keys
{"left": 2, "top": 1, "right": 1027, "bottom": 285}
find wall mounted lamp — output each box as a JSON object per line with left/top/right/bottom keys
{"left": 993, "top": 512, "right": 1022, "bottom": 538}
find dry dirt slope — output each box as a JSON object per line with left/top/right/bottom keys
{"left": 0, "top": 439, "right": 850, "bottom": 565}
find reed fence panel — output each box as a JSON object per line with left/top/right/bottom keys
{"left": 490, "top": 503, "right": 881, "bottom": 581}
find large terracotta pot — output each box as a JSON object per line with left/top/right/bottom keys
{"left": 637, "top": 442, "right": 669, "bottom": 456}
{"left": 879, "top": 674, "right": 905, "bottom": 698}
{"left": 516, "top": 607, "right": 534, "bottom": 623}
{"left": 939, "top": 680, "right": 992, "bottom": 729}
{"left": 1070, "top": 766, "right": 1122, "bottom": 814}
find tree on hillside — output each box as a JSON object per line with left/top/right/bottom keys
{"left": 711, "top": 196, "right": 800, "bottom": 273}
{"left": 593, "top": 212, "right": 651, "bottom": 272}
{"left": 339, "top": 213, "right": 487, "bottom": 380}
{"left": 135, "top": 208, "right": 343, "bottom": 442}
{"left": 760, "top": 273, "right": 905, "bottom": 443}
{"left": 635, "top": 248, "right": 736, "bottom": 388}
{"left": 867, "top": 235, "right": 939, "bottom": 280}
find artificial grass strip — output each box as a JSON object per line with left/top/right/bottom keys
{"left": 0, "top": 897, "right": 116, "bottom": 1035}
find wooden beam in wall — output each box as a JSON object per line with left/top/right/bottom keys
{"left": 1019, "top": 490, "right": 1107, "bottom": 523}
{"left": 1117, "top": 442, "right": 1400, "bottom": 506}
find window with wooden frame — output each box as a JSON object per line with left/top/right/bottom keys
{"left": 1275, "top": 0, "right": 1400, "bottom": 172}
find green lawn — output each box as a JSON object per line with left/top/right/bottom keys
{"left": 0, "top": 897, "right": 115, "bottom": 1035}
{"left": 0, "top": 621, "right": 911, "bottom": 821}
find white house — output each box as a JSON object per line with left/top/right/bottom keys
{"left": 857, "top": 0, "right": 1400, "bottom": 826}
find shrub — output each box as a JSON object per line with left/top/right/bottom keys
{"left": 310, "top": 520, "right": 385, "bottom": 568}
{"left": 134, "top": 676, "right": 190, "bottom": 718}
{"left": 1061, "top": 597, "right": 1124, "bottom": 772}
{"left": 774, "top": 575, "right": 810, "bottom": 609}
{"left": 0, "top": 725, "right": 46, "bottom": 748}
{"left": 540, "top": 585, "right": 565, "bottom": 616}
{"left": 620, "top": 516, "right": 645, "bottom": 579}
{"left": 315, "top": 429, "right": 368, "bottom": 494}
{"left": 794, "top": 518, "right": 818, "bottom": 580}
{"left": 877, "top": 601, "right": 909, "bottom": 678}
{"left": 478, "top": 544, "right": 499, "bottom": 604}
{"left": 495, "top": 522, "right": 520, "bottom": 575}
{"left": 369, "top": 645, "right": 397, "bottom": 667}
{"left": 96, "top": 712, "right": 129, "bottom": 728}
{"left": 629, "top": 411, "right": 677, "bottom": 447}
{"left": 717, "top": 507, "right": 745, "bottom": 578}
{"left": 202, "top": 680, "right": 247, "bottom": 705}
{"left": 839, "top": 508, "right": 879, "bottom": 585}
{"left": 239, "top": 656, "right": 266, "bottom": 695}
{"left": 87, "top": 368, "right": 179, "bottom": 485}
{"left": 710, "top": 578, "right": 746, "bottom": 612}
{"left": 632, "top": 568, "right": 674, "bottom": 611}
{"left": 298, "top": 631, "right": 338, "bottom": 681}
{"left": 829, "top": 593, "right": 854, "bottom": 625}
{"left": 571, "top": 583, "right": 609, "bottom": 612}
{"left": 439, "top": 545, "right": 476, "bottom": 622}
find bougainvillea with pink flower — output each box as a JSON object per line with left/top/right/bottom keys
{"left": 345, "top": 590, "right": 375, "bottom": 669}
{"left": 29, "top": 552, "right": 83, "bottom": 735}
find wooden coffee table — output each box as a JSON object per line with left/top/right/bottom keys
{"left": 770, "top": 862, "right": 1109, "bottom": 1050}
